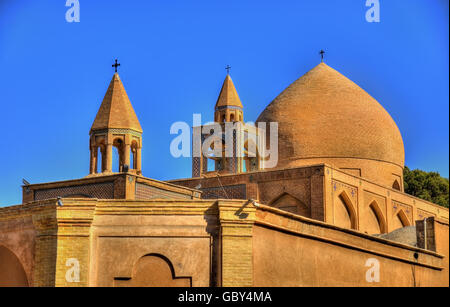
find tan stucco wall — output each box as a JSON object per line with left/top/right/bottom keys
{"left": 0, "top": 203, "right": 43, "bottom": 286}
{"left": 0, "top": 197, "right": 448, "bottom": 287}
{"left": 253, "top": 206, "right": 448, "bottom": 287}
{"left": 90, "top": 213, "right": 214, "bottom": 286}
{"left": 435, "top": 219, "right": 449, "bottom": 286}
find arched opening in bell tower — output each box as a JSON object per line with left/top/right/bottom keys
{"left": 113, "top": 138, "right": 125, "bottom": 172}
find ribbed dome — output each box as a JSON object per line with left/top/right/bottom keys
{"left": 257, "top": 63, "right": 405, "bottom": 183}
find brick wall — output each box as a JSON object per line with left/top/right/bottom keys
{"left": 218, "top": 201, "right": 256, "bottom": 286}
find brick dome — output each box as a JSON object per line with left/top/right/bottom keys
{"left": 257, "top": 63, "right": 405, "bottom": 188}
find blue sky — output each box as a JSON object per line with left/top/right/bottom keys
{"left": 0, "top": 0, "right": 448, "bottom": 206}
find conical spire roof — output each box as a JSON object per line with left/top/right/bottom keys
{"left": 215, "top": 74, "right": 243, "bottom": 109}
{"left": 90, "top": 73, "right": 143, "bottom": 133}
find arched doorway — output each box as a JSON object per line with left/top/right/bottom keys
{"left": 0, "top": 245, "right": 29, "bottom": 287}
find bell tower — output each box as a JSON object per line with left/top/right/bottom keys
{"left": 214, "top": 69, "right": 244, "bottom": 123}
{"left": 89, "top": 67, "right": 143, "bottom": 176}
{"left": 193, "top": 70, "right": 253, "bottom": 177}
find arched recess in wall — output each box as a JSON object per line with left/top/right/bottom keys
{"left": 392, "top": 180, "right": 401, "bottom": 191}
{"left": 113, "top": 254, "right": 191, "bottom": 287}
{"left": 0, "top": 245, "right": 29, "bottom": 287}
{"left": 392, "top": 209, "right": 411, "bottom": 230}
{"left": 367, "top": 201, "right": 387, "bottom": 234}
{"left": 334, "top": 191, "right": 357, "bottom": 230}
{"left": 269, "top": 192, "right": 310, "bottom": 217}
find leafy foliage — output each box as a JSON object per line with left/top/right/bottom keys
{"left": 403, "top": 166, "right": 449, "bottom": 208}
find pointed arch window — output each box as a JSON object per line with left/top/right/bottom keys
{"left": 392, "top": 180, "right": 401, "bottom": 191}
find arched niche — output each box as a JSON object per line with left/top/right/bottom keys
{"left": 114, "top": 254, "right": 191, "bottom": 287}
{"left": 269, "top": 193, "right": 310, "bottom": 217}
{"left": 334, "top": 191, "right": 357, "bottom": 230}
{"left": 367, "top": 201, "right": 387, "bottom": 234}
{"left": 0, "top": 245, "right": 29, "bottom": 287}
{"left": 392, "top": 209, "right": 411, "bottom": 230}
{"left": 392, "top": 180, "right": 401, "bottom": 191}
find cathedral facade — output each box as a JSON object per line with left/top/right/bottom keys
{"left": 0, "top": 62, "right": 448, "bottom": 287}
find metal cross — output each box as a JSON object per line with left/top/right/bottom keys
{"left": 112, "top": 59, "right": 121, "bottom": 73}
{"left": 319, "top": 50, "right": 325, "bottom": 62}
{"left": 225, "top": 65, "right": 231, "bottom": 74}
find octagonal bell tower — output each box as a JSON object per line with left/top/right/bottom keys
{"left": 89, "top": 71, "right": 143, "bottom": 175}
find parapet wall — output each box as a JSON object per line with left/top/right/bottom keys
{"left": 253, "top": 204, "right": 448, "bottom": 286}
{"left": 0, "top": 197, "right": 448, "bottom": 287}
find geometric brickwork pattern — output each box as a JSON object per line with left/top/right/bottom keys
{"left": 200, "top": 184, "right": 246, "bottom": 199}
{"left": 135, "top": 183, "right": 192, "bottom": 200}
{"left": 192, "top": 157, "right": 201, "bottom": 178}
{"left": 34, "top": 182, "right": 115, "bottom": 200}
{"left": 90, "top": 128, "right": 142, "bottom": 138}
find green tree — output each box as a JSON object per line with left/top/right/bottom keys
{"left": 403, "top": 166, "right": 449, "bottom": 208}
